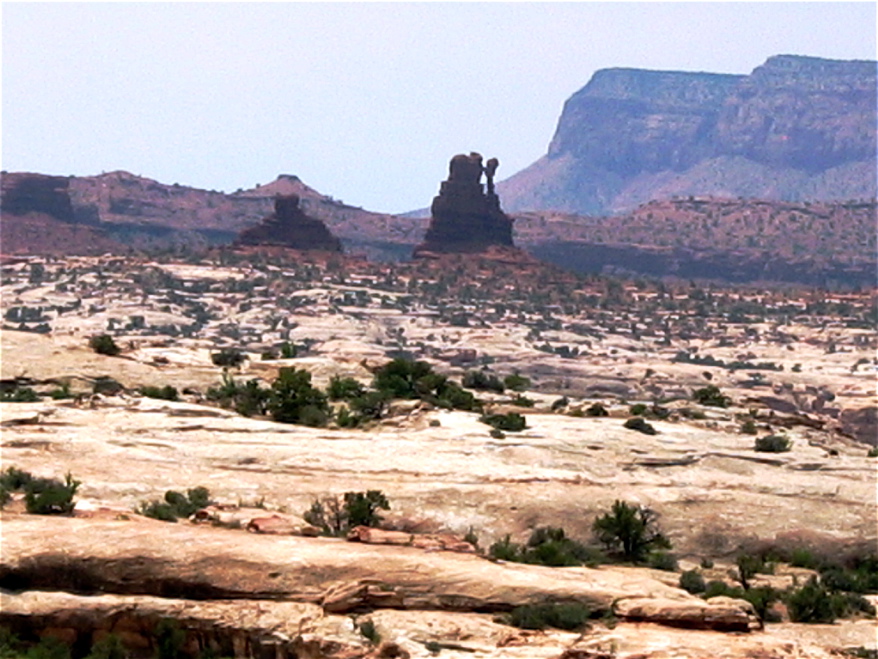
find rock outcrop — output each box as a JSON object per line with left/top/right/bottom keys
{"left": 0, "top": 173, "right": 123, "bottom": 255}
{"left": 413, "top": 153, "right": 515, "bottom": 256}
{"left": 1, "top": 173, "right": 78, "bottom": 222}
{"left": 499, "top": 55, "right": 878, "bottom": 214}
{"left": 234, "top": 194, "right": 342, "bottom": 252}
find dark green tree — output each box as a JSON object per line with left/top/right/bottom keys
{"left": 89, "top": 334, "right": 121, "bottom": 356}
{"left": 267, "top": 367, "right": 329, "bottom": 426}
{"left": 592, "top": 500, "right": 671, "bottom": 563}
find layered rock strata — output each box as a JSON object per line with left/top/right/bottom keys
{"left": 414, "top": 153, "right": 515, "bottom": 256}
{"left": 499, "top": 55, "right": 878, "bottom": 214}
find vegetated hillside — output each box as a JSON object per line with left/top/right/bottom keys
{"left": 515, "top": 197, "right": 877, "bottom": 287}
{"left": 499, "top": 55, "right": 877, "bottom": 215}
{"left": 0, "top": 170, "right": 420, "bottom": 260}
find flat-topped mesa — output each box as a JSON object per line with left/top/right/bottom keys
{"left": 1, "top": 173, "right": 77, "bottom": 223}
{"left": 234, "top": 194, "right": 342, "bottom": 252}
{"left": 413, "top": 153, "right": 515, "bottom": 257}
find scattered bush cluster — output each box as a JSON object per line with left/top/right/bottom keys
{"left": 489, "top": 501, "right": 672, "bottom": 571}
{"left": 0, "top": 386, "right": 40, "bottom": 403}
{"left": 480, "top": 412, "right": 527, "bottom": 433}
{"left": 304, "top": 490, "right": 390, "bottom": 536}
{"left": 462, "top": 370, "right": 505, "bottom": 393}
{"left": 207, "top": 358, "right": 490, "bottom": 428}
{"left": 372, "top": 358, "right": 478, "bottom": 411}
{"left": 139, "top": 385, "right": 180, "bottom": 401}
{"left": 507, "top": 602, "right": 591, "bottom": 631}
{"left": 489, "top": 527, "right": 602, "bottom": 567}
{"left": 139, "top": 487, "right": 212, "bottom": 522}
{"left": 0, "top": 467, "right": 80, "bottom": 515}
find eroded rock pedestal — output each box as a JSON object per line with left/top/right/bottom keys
{"left": 414, "top": 153, "right": 515, "bottom": 257}
{"left": 235, "top": 194, "right": 342, "bottom": 252}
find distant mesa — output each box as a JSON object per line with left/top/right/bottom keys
{"left": 413, "top": 152, "right": 515, "bottom": 257}
{"left": 1, "top": 172, "right": 77, "bottom": 224}
{"left": 499, "top": 54, "right": 878, "bottom": 214}
{"left": 234, "top": 193, "right": 342, "bottom": 252}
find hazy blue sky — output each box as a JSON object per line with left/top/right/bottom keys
{"left": 3, "top": 2, "right": 875, "bottom": 213}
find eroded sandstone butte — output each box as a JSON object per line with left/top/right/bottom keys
{"left": 414, "top": 153, "right": 516, "bottom": 257}
{"left": 234, "top": 193, "right": 342, "bottom": 252}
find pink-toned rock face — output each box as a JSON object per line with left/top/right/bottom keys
{"left": 503, "top": 55, "right": 876, "bottom": 216}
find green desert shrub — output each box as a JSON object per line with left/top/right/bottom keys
{"left": 327, "top": 376, "right": 366, "bottom": 401}
{"left": 0, "top": 386, "right": 40, "bottom": 402}
{"left": 820, "top": 555, "right": 878, "bottom": 594}
{"left": 507, "top": 602, "right": 591, "bottom": 631}
{"left": 84, "top": 633, "right": 126, "bottom": 659}
{"left": 754, "top": 434, "right": 792, "bottom": 453}
{"left": 372, "top": 358, "right": 478, "bottom": 411}
{"left": 522, "top": 527, "right": 597, "bottom": 567}
{"left": 703, "top": 580, "right": 743, "bottom": 599}
{"left": 647, "top": 551, "right": 678, "bottom": 571}
{"left": 679, "top": 570, "right": 706, "bottom": 594}
{"left": 357, "top": 620, "right": 381, "bottom": 645}
{"left": 623, "top": 417, "right": 657, "bottom": 435}
{"left": 786, "top": 577, "right": 839, "bottom": 623}
{"left": 139, "top": 385, "right": 179, "bottom": 401}
{"left": 155, "top": 618, "right": 185, "bottom": 659}
{"left": 503, "top": 373, "right": 531, "bottom": 392}
{"left": 49, "top": 382, "right": 73, "bottom": 400}
{"left": 139, "top": 487, "right": 212, "bottom": 522}
{"left": 24, "top": 472, "right": 80, "bottom": 515}
{"left": 629, "top": 403, "right": 649, "bottom": 416}
{"left": 462, "top": 370, "right": 505, "bottom": 393}
{"left": 488, "top": 527, "right": 602, "bottom": 568}
{"left": 372, "top": 358, "right": 435, "bottom": 399}
{"left": 267, "top": 367, "right": 329, "bottom": 426}
{"left": 90, "top": 334, "right": 121, "bottom": 356}
{"left": 207, "top": 374, "right": 270, "bottom": 417}
{"left": 585, "top": 402, "right": 609, "bottom": 417}
{"left": 790, "top": 547, "right": 820, "bottom": 569}
{"left": 592, "top": 500, "right": 671, "bottom": 563}
{"left": 480, "top": 412, "right": 527, "bottom": 432}
{"left": 304, "top": 490, "right": 390, "bottom": 536}
{"left": 488, "top": 535, "right": 522, "bottom": 562}
{"left": 692, "top": 384, "right": 731, "bottom": 408}
{"left": 739, "top": 419, "right": 758, "bottom": 435}
{"left": 211, "top": 348, "right": 245, "bottom": 368}
{"left": 743, "top": 585, "right": 781, "bottom": 621}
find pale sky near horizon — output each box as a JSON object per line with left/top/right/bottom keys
{"left": 2, "top": 2, "right": 876, "bottom": 214}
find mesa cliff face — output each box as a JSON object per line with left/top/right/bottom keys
{"left": 499, "top": 55, "right": 877, "bottom": 214}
